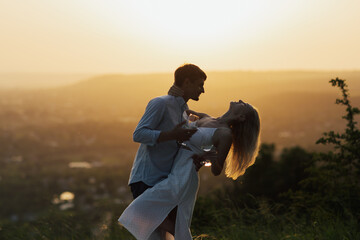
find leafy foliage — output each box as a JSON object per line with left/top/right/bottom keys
{"left": 288, "top": 78, "right": 360, "bottom": 218}
{"left": 316, "top": 78, "right": 360, "bottom": 175}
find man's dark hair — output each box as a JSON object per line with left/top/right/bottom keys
{"left": 174, "top": 64, "right": 207, "bottom": 87}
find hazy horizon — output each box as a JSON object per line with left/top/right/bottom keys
{"left": 0, "top": 70, "right": 360, "bottom": 91}
{"left": 2, "top": 67, "right": 360, "bottom": 75}
{"left": 1, "top": 69, "right": 360, "bottom": 90}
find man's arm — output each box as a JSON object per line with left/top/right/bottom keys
{"left": 157, "top": 121, "right": 196, "bottom": 143}
{"left": 133, "top": 98, "right": 167, "bottom": 146}
{"left": 133, "top": 98, "right": 196, "bottom": 146}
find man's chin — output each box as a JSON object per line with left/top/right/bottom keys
{"left": 191, "top": 95, "right": 201, "bottom": 101}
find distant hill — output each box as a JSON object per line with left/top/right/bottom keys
{"left": 52, "top": 70, "right": 360, "bottom": 117}
{"left": 1, "top": 70, "right": 359, "bottom": 151}
{"left": 0, "top": 73, "right": 93, "bottom": 89}
{"left": 60, "top": 70, "right": 360, "bottom": 94}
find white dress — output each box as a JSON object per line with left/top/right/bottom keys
{"left": 118, "top": 127, "right": 217, "bottom": 240}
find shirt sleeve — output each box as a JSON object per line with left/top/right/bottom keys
{"left": 133, "top": 97, "right": 166, "bottom": 146}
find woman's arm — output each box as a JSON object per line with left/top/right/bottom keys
{"left": 185, "top": 109, "right": 210, "bottom": 119}
{"left": 211, "top": 128, "right": 233, "bottom": 176}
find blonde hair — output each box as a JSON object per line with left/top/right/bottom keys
{"left": 225, "top": 105, "right": 261, "bottom": 180}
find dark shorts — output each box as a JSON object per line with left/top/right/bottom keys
{"left": 130, "top": 181, "right": 152, "bottom": 199}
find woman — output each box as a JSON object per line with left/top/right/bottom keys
{"left": 119, "top": 100, "right": 261, "bottom": 240}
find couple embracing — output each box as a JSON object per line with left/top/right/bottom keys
{"left": 119, "top": 64, "right": 261, "bottom": 240}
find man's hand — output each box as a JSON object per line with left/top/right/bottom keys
{"left": 192, "top": 154, "right": 205, "bottom": 172}
{"left": 157, "top": 121, "right": 197, "bottom": 143}
{"left": 172, "top": 121, "right": 197, "bottom": 142}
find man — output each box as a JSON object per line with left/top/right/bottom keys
{"left": 127, "top": 63, "right": 206, "bottom": 239}
{"left": 129, "top": 63, "right": 206, "bottom": 197}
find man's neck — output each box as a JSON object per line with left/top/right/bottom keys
{"left": 168, "top": 84, "right": 185, "bottom": 99}
{"left": 167, "top": 84, "right": 191, "bottom": 102}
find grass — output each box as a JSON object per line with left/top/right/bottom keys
{"left": 1, "top": 199, "right": 358, "bottom": 240}
{"left": 191, "top": 216, "right": 359, "bottom": 240}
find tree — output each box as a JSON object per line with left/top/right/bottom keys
{"left": 291, "top": 78, "right": 360, "bottom": 219}
{"left": 316, "top": 78, "right": 360, "bottom": 178}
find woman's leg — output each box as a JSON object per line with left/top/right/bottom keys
{"left": 159, "top": 229, "right": 175, "bottom": 240}
{"left": 163, "top": 231, "right": 175, "bottom": 240}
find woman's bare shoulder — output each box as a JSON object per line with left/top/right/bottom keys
{"left": 214, "top": 127, "right": 232, "bottom": 137}
{"left": 213, "top": 127, "right": 232, "bottom": 145}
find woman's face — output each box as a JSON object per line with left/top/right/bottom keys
{"left": 229, "top": 100, "right": 250, "bottom": 120}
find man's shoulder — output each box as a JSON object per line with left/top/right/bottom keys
{"left": 149, "top": 95, "right": 174, "bottom": 105}
{"left": 152, "top": 95, "right": 174, "bottom": 101}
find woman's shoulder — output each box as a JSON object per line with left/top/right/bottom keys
{"left": 214, "top": 127, "right": 232, "bottom": 137}
{"left": 213, "top": 126, "right": 232, "bottom": 142}
{"left": 210, "top": 127, "right": 232, "bottom": 150}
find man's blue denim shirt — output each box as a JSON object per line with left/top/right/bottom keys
{"left": 128, "top": 95, "right": 188, "bottom": 186}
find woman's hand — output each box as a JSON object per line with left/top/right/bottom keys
{"left": 192, "top": 154, "right": 204, "bottom": 172}
{"left": 185, "top": 109, "right": 210, "bottom": 119}
{"left": 192, "top": 151, "right": 218, "bottom": 172}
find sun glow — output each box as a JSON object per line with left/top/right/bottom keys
{"left": 134, "top": 1, "right": 254, "bottom": 45}
{"left": 127, "top": 1, "right": 245, "bottom": 42}
{"left": 1, "top": 0, "right": 359, "bottom": 73}
{"left": 96, "top": 0, "right": 288, "bottom": 52}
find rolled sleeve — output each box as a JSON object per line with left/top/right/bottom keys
{"left": 133, "top": 98, "right": 166, "bottom": 146}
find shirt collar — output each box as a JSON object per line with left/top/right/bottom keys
{"left": 168, "top": 84, "right": 184, "bottom": 97}
{"left": 168, "top": 85, "right": 187, "bottom": 109}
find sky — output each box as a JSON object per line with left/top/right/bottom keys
{"left": 0, "top": 0, "right": 360, "bottom": 74}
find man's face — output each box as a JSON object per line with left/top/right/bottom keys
{"left": 184, "top": 78, "right": 205, "bottom": 101}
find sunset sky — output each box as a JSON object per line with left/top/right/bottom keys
{"left": 1, "top": 0, "right": 359, "bottom": 74}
